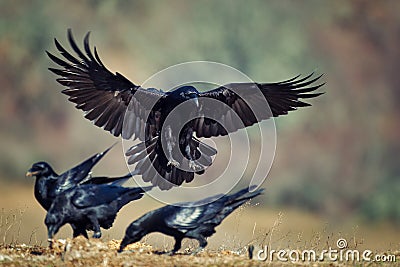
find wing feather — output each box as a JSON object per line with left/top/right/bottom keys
{"left": 48, "top": 29, "right": 165, "bottom": 139}
{"left": 196, "top": 73, "right": 324, "bottom": 137}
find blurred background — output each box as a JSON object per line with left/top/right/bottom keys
{"left": 0, "top": 0, "right": 399, "bottom": 251}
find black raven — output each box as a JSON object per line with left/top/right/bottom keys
{"left": 26, "top": 145, "right": 136, "bottom": 238}
{"left": 47, "top": 29, "right": 324, "bottom": 189}
{"left": 118, "top": 186, "right": 264, "bottom": 255}
{"left": 26, "top": 144, "right": 129, "bottom": 210}
{"left": 46, "top": 183, "right": 152, "bottom": 245}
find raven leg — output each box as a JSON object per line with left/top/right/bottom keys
{"left": 183, "top": 128, "right": 202, "bottom": 172}
{"left": 47, "top": 230, "right": 54, "bottom": 249}
{"left": 47, "top": 224, "right": 59, "bottom": 249}
{"left": 165, "top": 125, "right": 180, "bottom": 167}
{"left": 169, "top": 236, "right": 183, "bottom": 255}
{"left": 88, "top": 215, "right": 102, "bottom": 238}
{"left": 157, "top": 236, "right": 183, "bottom": 255}
{"left": 71, "top": 223, "right": 88, "bottom": 239}
{"left": 191, "top": 235, "right": 207, "bottom": 255}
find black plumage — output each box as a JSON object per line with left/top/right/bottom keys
{"left": 45, "top": 183, "right": 151, "bottom": 244}
{"left": 118, "top": 186, "right": 264, "bottom": 255}
{"left": 47, "top": 29, "right": 324, "bottom": 190}
{"left": 26, "top": 144, "right": 135, "bottom": 238}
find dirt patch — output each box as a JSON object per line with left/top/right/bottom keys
{"left": 1, "top": 238, "right": 398, "bottom": 266}
{"left": 0, "top": 237, "right": 263, "bottom": 267}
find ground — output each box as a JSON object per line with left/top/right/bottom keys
{"left": 0, "top": 238, "right": 399, "bottom": 267}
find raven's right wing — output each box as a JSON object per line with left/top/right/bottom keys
{"left": 47, "top": 29, "right": 165, "bottom": 140}
{"left": 71, "top": 185, "right": 132, "bottom": 208}
{"left": 72, "top": 184, "right": 149, "bottom": 208}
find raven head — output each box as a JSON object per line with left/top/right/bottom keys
{"left": 172, "top": 85, "right": 200, "bottom": 108}
{"left": 26, "top": 162, "right": 56, "bottom": 178}
{"left": 118, "top": 222, "right": 147, "bottom": 252}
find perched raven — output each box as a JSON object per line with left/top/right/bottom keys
{"left": 26, "top": 144, "right": 135, "bottom": 238}
{"left": 118, "top": 186, "right": 264, "bottom": 255}
{"left": 46, "top": 183, "right": 152, "bottom": 245}
{"left": 47, "top": 29, "right": 324, "bottom": 189}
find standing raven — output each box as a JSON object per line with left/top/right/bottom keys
{"left": 46, "top": 183, "right": 152, "bottom": 245}
{"left": 118, "top": 186, "right": 264, "bottom": 255}
{"left": 26, "top": 145, "right": 136, "bottom": 238}
{"left": 47, "top": 29, "right": 324, "bottom": 189}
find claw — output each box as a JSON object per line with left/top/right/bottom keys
{"left": 165, "top": 250, "right": 175, "bottom": 256}
{"left": 189, "top": 161, "right": 202, "bottom": 171}
{"left": 47, "top": 238, "right": 54, "bottom": 249}
{"left": 155, "top": 250, "right": 176, "bottom": 256}
{"left": 190, "top": 247, "right": 203, "bottom": 256}
{"left": 92, "top": 231, "right": 102, "bottom": 238}
{"left": 167, "top": 160, "right": 180, "bottom": 168}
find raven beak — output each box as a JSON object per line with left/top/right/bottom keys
{"left": 26, "top": 170, "right": 39, "bottom": 177}
{"left": 118, "top": 237, "right": 129, "bottom": 253}
{"left": 192, "top": 98, "right": 199, "bottom": 108}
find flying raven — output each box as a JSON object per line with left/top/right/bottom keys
{"left": 118, "top": 186, "right": 264, "bottom": 255}
{"left": 47, "top": 29, "right": 324, "bottom": 189}
{"left": 45, "top": 183, "right": 152, "bottom": 245}
{"left": 26, "top": 144, "right": 136, "bottom": 238}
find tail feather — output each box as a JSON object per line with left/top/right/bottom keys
{"left": 126, "top": 137, "right": 157, "bottom": 164}
{"left": 125, "top": 136, "right": 215, "bottom": 190}
{"left": 225, "top": 186, "right": 264, "bottom": 205}
{"left": 192, "top": 137, "right": 217, "bottom": 157}
{"left": 208, "top": 186, "right": 264, "bottom": 226}
{"left": 117, "top": 186, "right": 152, "bottom": 208}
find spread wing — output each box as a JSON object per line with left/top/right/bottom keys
{"left": 194, "top": 73, "right": 324, "bottom": 138}
{"left": 54, "top": 144, "right": 114, "bottom": 194}
{"left": 47, "top": 29, "right": 165, "bottom": 140}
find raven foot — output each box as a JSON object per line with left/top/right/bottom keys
{"left": 155, "top": 250, "right": 176, "bottom": 256}
{"left": 167, "top": 160, "right": 180, "bottom": 168}
{"left": 47, "top": 238, "right": 54, "bottom": 249}
{"left": 189, "top": 161, "right": 202, "bottom": 172}
{"left": 190, "top": 247, "right": 204, "bottom": 256}
{"left": 92, "top": 231, "right": 102, "bottom": 238}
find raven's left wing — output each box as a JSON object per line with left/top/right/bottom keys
{"left": 194, "top": 73, "right": 324, "bottom": 138}
{"left": 164, "top": 201, "right": 225, "bottom": 230}
{"left": 83, "top": 173, "right": 132, "bottom": 186}
{"left": 55, "top": 144, "right": 114, "bottom": 194}
{"left": 47, "top": 29, "right": 165, "bottom": 140}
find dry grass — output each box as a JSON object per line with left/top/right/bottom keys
{"left": 0, "top": 238, "right": 271, "bottom": 267}
{"left": 0, "top": 237, "right": 398, "bottom": 267}
{"left": 0, "top": 182, "right": 399, "bottom": 266}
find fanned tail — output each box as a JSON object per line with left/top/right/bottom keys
{"left": 125, "top": 137, "right": 217, "bottom": 190}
